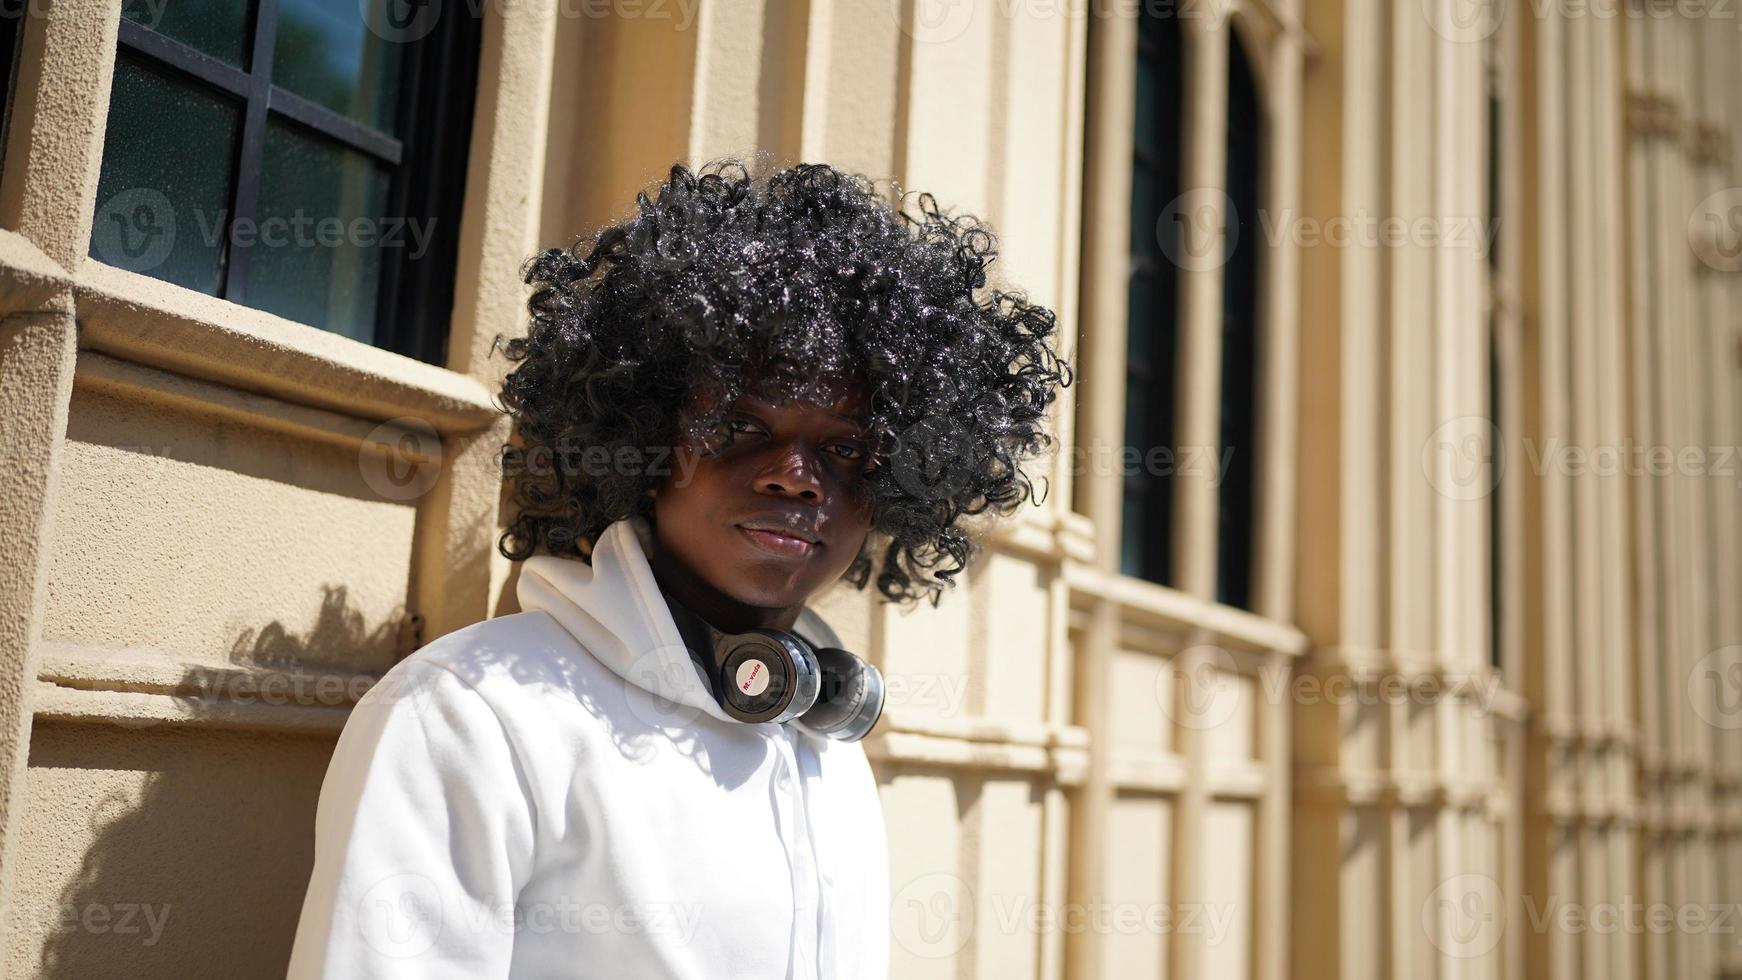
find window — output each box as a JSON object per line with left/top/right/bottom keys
{"left": 87, "top": 0, "right": 481, "bottom": 365}
{"left": 1122, "top": 15, "right": 1264, "bottom": 612}
{"left": 1121, "top": 8, "right": 1184, "bottom": 585}
{"left": 1216, "top": 29, "right": 1262, "bottom": 610}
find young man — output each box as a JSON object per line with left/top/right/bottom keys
{"left": 286, "top": 160, "right": 1069, "bottom": 978}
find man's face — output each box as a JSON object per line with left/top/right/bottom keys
{"left": 649, "top": 378, "right": 875, "bottom": 629}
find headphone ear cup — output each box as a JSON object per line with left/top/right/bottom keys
{"left": 714, "top": 630, "right": 821, "bottom": 724}
{"left": 792, "top": 647, "right": 885, "bottom": 742}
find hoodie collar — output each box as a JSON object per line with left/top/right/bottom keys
{"left": 513, "top": 516, "right": 844, "bottom": 729}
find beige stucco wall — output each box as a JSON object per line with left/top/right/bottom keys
{"left": 0, "top": 0, "right": 1736, "bottom": 978}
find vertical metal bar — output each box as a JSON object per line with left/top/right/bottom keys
{"left": 221, "top": 0, "right": 280, "bottom": 304}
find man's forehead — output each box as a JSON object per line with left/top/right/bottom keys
{"left": 738, "top": 386, "right": 869, "bottom": 424}
{"left": 740, "top": 374, "right": 869, "bottom": 418}
{"left": 679, "top": 369, "right": 873, "bottom": 427}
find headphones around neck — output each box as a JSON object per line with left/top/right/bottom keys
{"left": 661, "top": 591, "right": 886, "bottom": 743}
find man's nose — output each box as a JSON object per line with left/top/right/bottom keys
{"left": 754, "top": 444, "right": 823, "bottom": 501}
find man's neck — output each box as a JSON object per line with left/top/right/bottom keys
{"left": 646, "top": 544, "right": 803, "bottom": 634}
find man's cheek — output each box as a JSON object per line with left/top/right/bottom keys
{"left": 671, "top": 446, "right": 707, "bottom": 491}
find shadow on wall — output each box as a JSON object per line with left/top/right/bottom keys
{"left": 24, "top": 586, "right": 409, "bottom": 978}
{"left": 29, "top": 722, "right": 336, "bottom": 977}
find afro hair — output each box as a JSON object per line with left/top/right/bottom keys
{"left": 490, "top": 157, "right": 1072, "bottom": 605}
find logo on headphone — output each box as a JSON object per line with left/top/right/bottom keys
{"left": 736, "top": 658, "right": 771, "bottom": 696}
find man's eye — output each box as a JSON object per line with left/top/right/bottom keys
{"left": 828, "top": 443, "right": 866, "bottom": 460}
{"left": 727, "top": 418, "right": 761, "bottom": 436}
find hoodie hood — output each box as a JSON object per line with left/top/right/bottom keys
{"left": 514, "top": 516, "right": 845, "bottom": 729}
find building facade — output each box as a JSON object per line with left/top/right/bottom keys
{"left": 0, "top": 0, "right": 1735, "bottom": 977}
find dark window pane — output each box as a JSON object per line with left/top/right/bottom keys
{"left": 244, "top": 117, "right": 389, "bottom": 341}
{"left": 1120, "top": 490, "right": 1145, "bottom": 578}
{"left": 1123, "top": 270, "right": 1177, "bottom": 588}
{"left": 1124, "top": 368, "right": 1148, "bottom": 447}
{"left": 273, "top": 0, "right": 403, "bottom": 134}
{"left": 0, "top": 0, "right": 21, "bottom": 178}
{"left": 1487, "top": 87, "right": 1501, "bottom": 270}
{"left": 1127, "top": 270, "right": 1157, "bottom": 365}
{"left": 1133, "top": 16, "right": 1181, "bottom": 261}
{"left": 89, "top": 55, "right": 240, "bottom": 294}
{"left": 1130, "top": 157, "right": 1159, "bottom": 256}
{"left": 122, "top": 0, "right": 252, "bottom": 67}
{"left": 1134, "top": 55, "right": 1163, "bottom": 154}
{"left": 1121, "top": 5, "right": 1183, "bottom": 589}
{"left": 1123, "top": 481, "right": 1173, "bottom": 585}
{"left": 1216, "top": 30, "right": 1263, "bottom": 610}
{"left": 1486, "top": 39, "right": 1504, "bottom": 669}
{"left": 1490, "top": 333, "right": 1503, "bottom": 668}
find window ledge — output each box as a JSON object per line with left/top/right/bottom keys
{"left": 1064, "top": 562, "right": 1310, "bottom": 656}
{"left": 73, "top": 260, "right": 501, "bottom": 434}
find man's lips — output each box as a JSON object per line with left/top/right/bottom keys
{"left": 735, "top": 522, "right": 819, "bottom": 559}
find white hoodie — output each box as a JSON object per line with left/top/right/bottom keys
{"left": 286, "top": 517, "right": 891, "bottom": 979}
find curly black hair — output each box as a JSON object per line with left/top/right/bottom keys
{"left": 490, "top": 157, "right": 1072, "bottom": 605}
